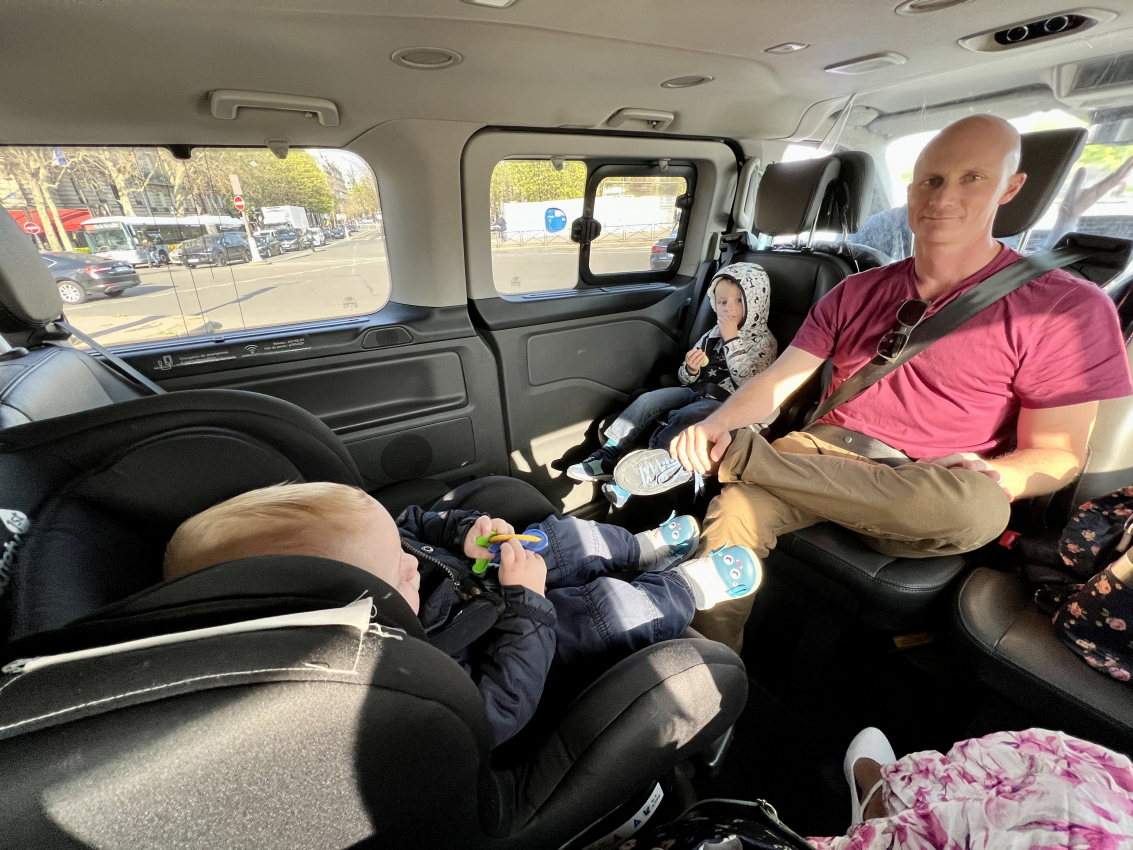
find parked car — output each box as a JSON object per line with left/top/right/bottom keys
{"left": 40, "top": 252, "right": 141, "bottom": 304}
{"left": 650, "top": 228, "right": 678, "bottom": 270}
{"left": 306, "top": 228, "right": 326, "bottom": 247}
{"left": 254, "top": 233, "right": 283, "bottom": 257}
{"left": 346, "top": 223, "right": 358, "bottom": 233}
{"left": 328, "top": 226, "right": 345, "bottom": 239}
{"left": 273, "top": 228, "right": 309, "bottom": 252}
{"left": 177, "top": 233, "right": 253, "bottom": 267}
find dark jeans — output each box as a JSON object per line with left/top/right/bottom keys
{"left": 534, "top": 515, "right": 696, "bottom": 665}
{"left": 648, "top": 396, "right": 723, "bottom": 451}
{"left": 604, "top": 387, "right": 723, "bottom": 457}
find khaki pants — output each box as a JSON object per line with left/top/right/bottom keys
{"left": 689, "top": 429, "right": 1012, "bottom": 652}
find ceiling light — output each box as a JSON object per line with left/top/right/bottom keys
{"left": 765, "top": 42, "right": 809, "bottom": 54}
{"left": 825, "top": 52, "right": 908, "bottom": 75}
{"left": 661, "top": 75, "right": 714, "bottom": 89}
{"left": 462, "top": 0, "right": 518, "bottom": 6}
{"left": 390, "top": 47, "right": 463, "bottom": 70}
{"left": 895, "top": 0, "right": 975, "bottom": 14}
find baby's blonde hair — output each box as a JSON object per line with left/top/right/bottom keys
{"left": 163, "top": 482, "right": 377, "bottom": 580}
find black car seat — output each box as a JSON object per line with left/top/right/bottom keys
{"left": 0, "top": 396, "right": 748, "bottom": 848}
{"left": 0, "top": 210, "right": 150, "bottom": 427}
{"left": 765, "top": 128, "right": 1093, "bottom": 632}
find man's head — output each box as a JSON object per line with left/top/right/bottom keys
{"left": 163, "top": 482, "right": 421, "bottom": 613}
{"left": 907, "top": 114, "right": 1027, "bottom": 250}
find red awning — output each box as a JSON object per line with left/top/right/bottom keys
{"left": 7, "top": 208, "right": 92, "bottom": 233}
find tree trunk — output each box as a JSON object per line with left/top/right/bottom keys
{"left": 25, "top": 178, "right": 64, "bottom": 252}
{"left": 36, "top": 164, "right": 74, "bottom": 251}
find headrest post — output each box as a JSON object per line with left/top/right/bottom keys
{"left": 1016, "top": 228, "right": 1033, "bottom": 254}
{"left": 805, "top": 218, "right": 819, "bottom": 250}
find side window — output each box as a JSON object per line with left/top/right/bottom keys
{"left": 582, "top": 164, "right": 694, "bottom": 285}
{"left": 0, "top": 145, "right": 389, "bottom": 348}
{"left": 489, "top": 158, "right": 586, "bottom": 294}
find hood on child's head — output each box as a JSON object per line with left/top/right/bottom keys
{"left": 706, "top": 262, "right": 770, "bottom": 334}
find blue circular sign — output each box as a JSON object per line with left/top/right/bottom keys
{"left": 545, "top": 207, "right": 567, "bottom": 232}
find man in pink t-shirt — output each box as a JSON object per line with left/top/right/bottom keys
{"left": 642, "top": 115, "right": 1131, "bottom": 652}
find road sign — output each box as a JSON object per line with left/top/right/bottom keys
{"left": 234, "top": 196, "right": 245, "bottom": 211}
{"left": 545, "top": 207, "right": 567, "bottom": 232}
{"left": 22, "top": 221, "right": 41, "bottom": 235}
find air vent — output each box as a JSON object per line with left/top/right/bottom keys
{"left": 825, "top": 52, "right": 907, "bottom": 75}
{"left": 959, "top": 8, "right": 1113, "bottom": 53}
{"left": 895, "top": 0, "right": 975, "bottom": 14}
{"left": 1055, "top": 51, "right": 1133, "bottom": 109}
{"left": 390, "top": 47, "right": 463, "bottom": 70}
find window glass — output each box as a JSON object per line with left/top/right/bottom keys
{"left": 490, "top": 159, "right": 585, "bottom": 294}
{"left": 0, "top": 145, "right": 389, "bottom": 348}
{"left": 589, "top": 175, "right": 687, "bottom": 275}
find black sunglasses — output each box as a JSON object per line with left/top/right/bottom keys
{"left": 876, "top": 299, "right": 930, "bottom": 363}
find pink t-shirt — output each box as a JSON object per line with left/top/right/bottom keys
{"left": 791, "top": 245, "right": 1132, "bottom": 459}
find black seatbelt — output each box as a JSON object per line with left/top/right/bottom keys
{"left": 806, "top": 248, "right": 1089, "bottom": 425}
{"left": 56, "top": 320, "right": 166, "bottom": 396}
{"left": 680, "top": 260, "right": 717, "bottom": 349}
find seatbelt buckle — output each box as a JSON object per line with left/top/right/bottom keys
{"left": 998, "top": 530, "right": 1022, "bottom": 549}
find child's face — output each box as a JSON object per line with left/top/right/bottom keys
{"left": 347, "top": 498, "right": 422, "bottom": 614}
{"left": 714, "top": 278, "right": 745, "bottom": 326}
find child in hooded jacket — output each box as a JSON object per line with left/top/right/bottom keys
{"left": 567, "top": 262, "right": 777, "bottom": 506}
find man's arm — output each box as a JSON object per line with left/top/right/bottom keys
{"left": 671, "top": 345, "right": 825, "bottom": 474}
{"left": 919, "top": 401, "right": 1098, "bottom": 501}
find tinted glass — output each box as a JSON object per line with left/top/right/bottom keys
{"left": 589, "top": 174, "right": 687, "bottom": 275}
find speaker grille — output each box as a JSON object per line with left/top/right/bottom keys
{"left": 362, "top": 327, "right": 412, "bottom": 349}
{"left": 381, "top": 434, "right": 433, "bottom": 480}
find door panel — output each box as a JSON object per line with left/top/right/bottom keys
{"left": 472, "top": 278, "right": 693, "bottom": 513}
{"left": 115, "top": 303, "right": 508, "bottom": 494}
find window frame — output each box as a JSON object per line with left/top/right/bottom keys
{"left": 578, "top": 162, "right": 697, "bottom": 288}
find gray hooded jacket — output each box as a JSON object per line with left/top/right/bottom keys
{"left": 678, "top": 261, "right": 777, "bottom": 394}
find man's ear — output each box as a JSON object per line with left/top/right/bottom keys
{"left": 998, "top": 171, "right": 1027, "bottom": 206}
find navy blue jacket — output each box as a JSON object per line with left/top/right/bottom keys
{"left": 396, "top": 505, "right": 557, "bottom": 747}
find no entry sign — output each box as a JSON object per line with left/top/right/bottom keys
{"left": 234, "top": 196, "right": 245, "bottom": 211}
{"left": 22, "top": 221, "right": 41, "bottom": 234}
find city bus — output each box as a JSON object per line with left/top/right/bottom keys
{"left": 81, "top": 214, "right": 243, "bottom": 267}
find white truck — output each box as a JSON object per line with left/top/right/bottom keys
{"left": 260, "top": 205, "right": 309, "bottom": 231}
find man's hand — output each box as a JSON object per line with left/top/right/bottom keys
{"left": 717, "top": 316, "right": 739, "bottom": 342}
{"left": 498, "top": 538, "right": 547, "bottom": 597}
{"left": 916, "top": 453, "right": 1014, "bottom": 501}
{"left": 464, "top": 515, "right": 515, "bottom": 560}
{"left": 684, "top": 348, "right": 708, "bottom": 374}
{"left": 670, "top": 418, "right": 733, "bottom": 475}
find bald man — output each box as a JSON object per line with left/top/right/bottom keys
{"left": 639, "top": 115, "right": 1133, "bottom": 651}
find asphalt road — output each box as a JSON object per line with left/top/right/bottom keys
{"left": 66, "top": 231, "right": 664, "bottom": 347}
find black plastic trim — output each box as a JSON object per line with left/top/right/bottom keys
{"left": 470, "top": 279, "right": 688, "bottom": 331}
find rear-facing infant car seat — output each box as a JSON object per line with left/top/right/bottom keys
{"left": 0, "top": 393, "right": 748, "bottom": 849}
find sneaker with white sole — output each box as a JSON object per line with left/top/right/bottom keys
{"left": 674, "top": 543, "right": 762, "bottom": 609}
{"left": 603, "top": 482, "right": 631, "bottom": 508}
{"left": 637, "top": 512, "right": 700, "bottom": 571}
{"left": 566, "top": 451, "right": 615, "bottom": 482}
{"left": 614, "top": 448, "right": 693, "bottom": 496}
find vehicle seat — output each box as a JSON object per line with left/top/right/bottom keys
{"left": 770, "top": 128, "right": 1095, "bottom": 631}
{"left": 0, "top": 210, "right": 147, "bottom": 427}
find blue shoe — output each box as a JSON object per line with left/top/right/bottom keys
{"left": 637, "top": 512, "right": 700, "bottom": 571}
{"left": 602, "top": 482, "right": 631, "bottom": 508}
{"left": 675, "top": 543, "right": 762, "bottom": 609}
{"left": 567, "top": 451, "right": 615, "bottom": 482}
{"left": 614, "top": 448, "right": 693, "bottom": 496}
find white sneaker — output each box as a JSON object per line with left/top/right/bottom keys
{"left": 843, "top": 727, "right": 896, "bottom": 826}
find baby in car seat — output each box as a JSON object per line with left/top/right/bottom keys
{"left": 163, "top": 482, "right": 760, "bottom": 747}
{"left": 566, "top": 262, "right": 777, "bottom": 507}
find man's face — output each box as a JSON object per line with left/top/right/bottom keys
{"left": 346, "top": 498, "right": 421, "bottom": 614}
{"left": 907, "top": 119, "right": 1026, "bottom": 249}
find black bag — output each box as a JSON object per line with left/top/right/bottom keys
{"left": 619, "top": 799, "right": 816, "bottom": 850}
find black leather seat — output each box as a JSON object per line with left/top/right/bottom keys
{"left": 0, "top": 395, "right": 748, "bottom": 848}
{"left": 771, "top": 128, "right": 1093, "bottom": 632}
{"left": 0, "top": 210, "right": 147, "bottom": 427}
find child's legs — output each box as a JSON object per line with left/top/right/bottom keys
{"left": 604, "top": 387, "right": 698, "bottom": 450}
{"left": 536, "top": 515, "right": 640, "bottom": 588}
{"left": 648, "top": 397, "right": 723, "bottom": 450}
{"left": 548, "top": 571, "right": 696, "bottom": 665}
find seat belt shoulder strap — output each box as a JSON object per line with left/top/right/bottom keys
{"left": 56, "top": 320, "right": 166, "bottom": 396}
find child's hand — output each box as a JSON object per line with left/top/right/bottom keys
{"left": 717, "top": 315, "right": 739, "bottom": 341}
{"left": 464, "top": 515, "right": 515, "bottom": 560}
{"left": 498, "top": 539, "right": 547, "bottom": 597}
{"left": 685, "top": 348, "right": 708, "bottom": 373}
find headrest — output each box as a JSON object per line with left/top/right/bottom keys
{"left": 0, "top": 211, "right": 64, "bottom": 334}
{"left": 993, "top": 127, "right": 1088, "bottom": 238}
{"left": 4, "top": 556, "right": 426, "bottom": 661}
{"left": 754, "top": 157, "right": 841, "bottom": 236}
{"left": 815, "top": 151, "right": 876, "bottom": 233}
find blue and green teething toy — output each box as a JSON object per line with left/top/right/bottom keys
{"left": 472, "top": 529, "right": 549, "bottom": 574}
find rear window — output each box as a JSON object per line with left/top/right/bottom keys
{"left": 0, "top": 145, "right": 389, "bottom": 348}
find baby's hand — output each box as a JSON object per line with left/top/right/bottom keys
{"left": 464, "top": 514, "right": 515, "bottom": 560}
{"left": 717, "top": 315, "right": 739, "bottom": 341}
{"left": 498, "top": 539, "right": 547, "bottom": 597}
{"left": 685, "top": 348, "right": 708, "bottom": 373}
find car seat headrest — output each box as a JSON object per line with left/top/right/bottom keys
{"left": 4, "top": 555, "right": 426, "bottom": 661}
{"left": 814, "top": 151, "right": 875, "bottom": 234}
{"left": 994, "top": 127, "right": 1088, "bottom": 239}
{"left": 0, "top": 210, "right": 64, "bottom": 336}
{"left": 753, "top": 156, "right": 841, "bottom": 237}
